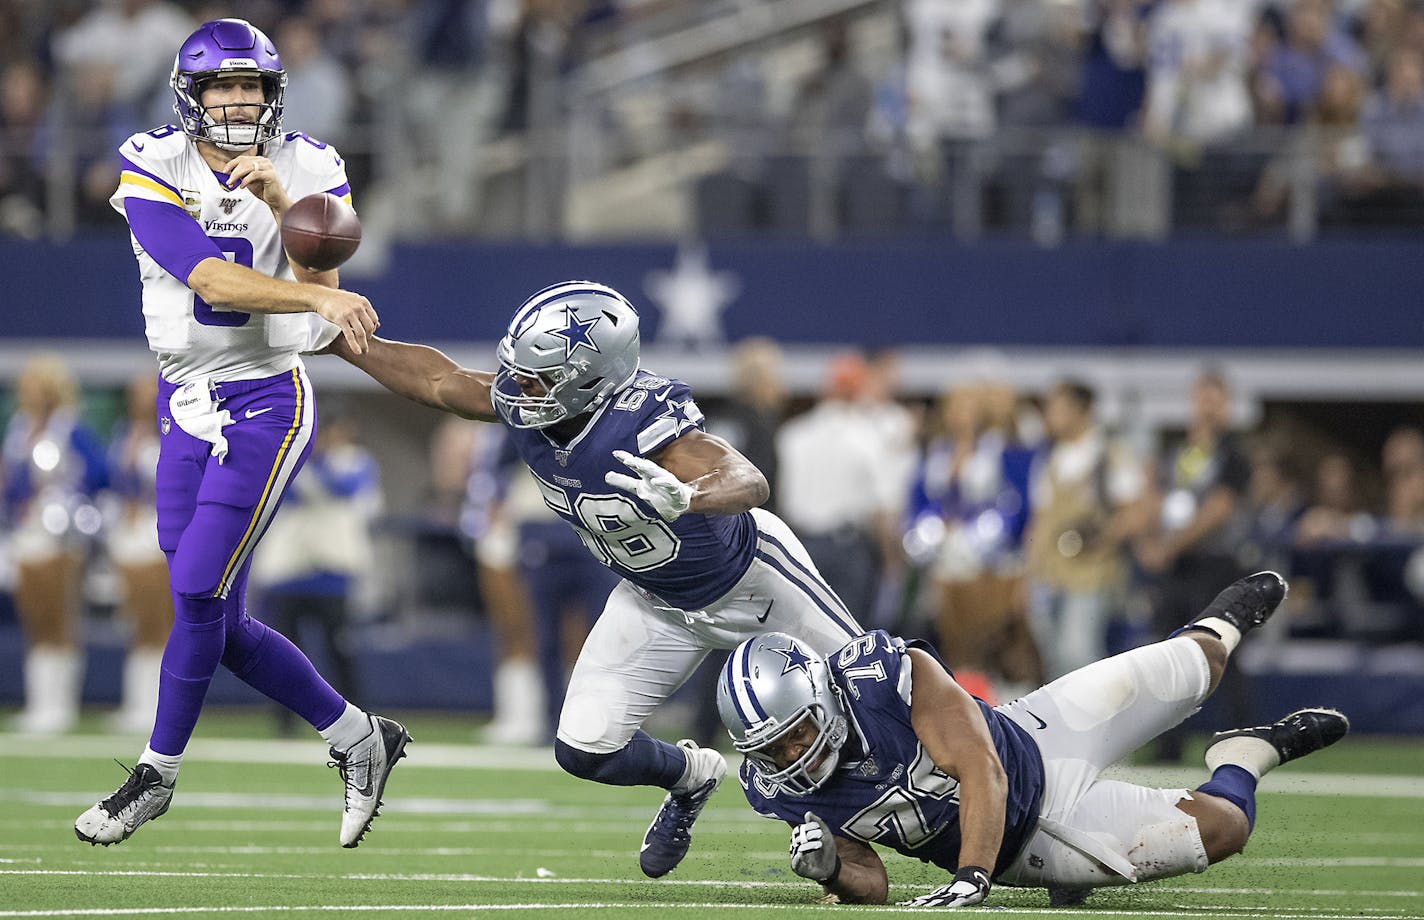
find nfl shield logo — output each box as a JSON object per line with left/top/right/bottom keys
{"left": 161, "top": 417, "right": 171, "bottom": 435}
{"left": 555, "top": 449, "right": 571, "bottom": 467}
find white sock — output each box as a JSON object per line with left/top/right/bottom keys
{"left": 1205, "top": 735, "right": 1280, "bottom": 779}
{"left": 138, "top": 745, "right": 183, "bottom": 785}
{"left": 320, "top": 703, "right": 372, "bottom": 752}
{"left": 1189, "top": 616, "right": 1242, "bottom": 653}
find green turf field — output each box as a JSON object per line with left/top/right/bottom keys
{"left": 2, "top": 711, "right": 1421, "bottom": 919}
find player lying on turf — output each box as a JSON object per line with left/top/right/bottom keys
{"left": 329, "top": 282, "right": 864, "bottom": 878}
{"left": 717, "top": 572, "right": 1349, "bottom": 907}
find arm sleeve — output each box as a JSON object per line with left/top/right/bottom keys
{"left": 124, "top": 197, "right": 223, "bottom": 285}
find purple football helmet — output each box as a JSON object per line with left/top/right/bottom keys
{"left": 170, "top": 19, "right": 287, "bottom": 150}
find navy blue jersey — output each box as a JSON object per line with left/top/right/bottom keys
{"left": 740, "top": 631, "right": 1044, "bottom": 878}
{"left": 498, "top": 369, "right": 757, "bottom": 610}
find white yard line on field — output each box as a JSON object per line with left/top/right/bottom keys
{"left": 3, "top": 868, "right": 1422, "bottom": 899}
{"left": 0, "top": 905, "right": 1421, "bottom": 919}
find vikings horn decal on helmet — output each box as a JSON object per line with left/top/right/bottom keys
{"left": 171, "top": 19, "right": 287, "bottom": 151}
{"left": 493, "top": 282, "right": 641, "bottom": 429}
{"left": 717, "top": 632, "right": 850, "bottom": 795}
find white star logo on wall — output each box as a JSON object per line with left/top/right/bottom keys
{"left": 644, "top": 242, "right": 740, "bottom": 349}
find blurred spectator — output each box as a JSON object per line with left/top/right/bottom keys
{"left": 275, "top": 16, "right": 354, "bottom": 146}
{"left": 905, "top": 0, "right": 1002, "bottom": 146}
{"left": 461, "top": 424, "right": 547, "bottom": 746}
{"left": 250, "top": 408, "right": 381, "bottom": 737}
{"left": 502, "top": 449, "right": 618, "bottom": 743}
{"left": 905, "top": 382, "right": 1035, "bottom": 700}
{"left": 1382, "top": 457, "right": 1424, "bottom": 535}
{"left": 776, "top": 352, "right": 906, "bottom": 625}
{"left": 1079, "top": 0, "right": 1151, "bottom": 130}
{"left": 1296, "top": 450, "right": 1373, "bottom": 544}
{"left": 706, "top": 337, "right": 788, "bottom": 513}
{"left": 1142, "top": 0, "right": 1258, "bottom": 147}
{"left": 1352, "top": 0, "right": 1408, "bottom": 83}
{"left": 3, "top": 353, "right": 109, "bottom": 734}
{"left": 0, "top": 61, "right": 49, "bottom": 239}
{"left": 104, "top": 373, "right": 172, "bottom": 735}
{"left": 1363, "top": 48, "right": 1424, "bottom": 181}
{"left": 1074, "top": 0, "right": 1152, "bottom": 236}
{"left": 1239, "top": 441, "right": 1308, "bottom": 574}
{"left": 1136, "top": 369, "right": 1250, "bottom": 761}
{"left": 1143, "top": 0, "right": 1264, "bottom": 230}
{"left": 995, "top": 0, "right": 1085, "bottom": 128}
{"left": 1253, "top": 63, "right": 1370, "bottom": 225}
{"left": 1025, "top": 379, "right": 1147, "bottom": 679}
{"left": 1256, "top": 0, "right": 1368, "bottom": 125}
{"left": 50, "top": 0, "right": 194, "bottom": 129}
{"left": 1381, "top": 424, "right": 1424, "bottom": 482}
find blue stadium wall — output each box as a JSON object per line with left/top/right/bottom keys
{"left": 6, "top": 236, "right": 1424, "bottom": 732}
{"left": 10, "top": 236, "right": 1424, "bottom": 347}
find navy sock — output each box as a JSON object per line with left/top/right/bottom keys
{"left": 554, "top": 730, "right": 688, "bottom": 789}
{"left": 1197, "top": 763, "right": 1259, "bottom": 830}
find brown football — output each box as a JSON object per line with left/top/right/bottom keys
{"left": 281, "top": 192, "right": 361, "bottom": 272}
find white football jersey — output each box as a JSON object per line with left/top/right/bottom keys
{"left": 110, "top": 126, "right": 349, "bottom": 385}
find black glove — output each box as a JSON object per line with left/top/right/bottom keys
{"left": 898, "top": 865, "right": 991, "bottom": 908}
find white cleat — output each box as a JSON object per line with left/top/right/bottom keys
{"left": 74, "top": 763, "right": 175, "bottom": 846}
{"left": 330, "top": 714, "right": 411, "bottom": 847}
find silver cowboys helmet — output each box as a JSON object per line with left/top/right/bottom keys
{"left": 717, "top": 632, "right": 849, "bottom": 795}
{"left": 493, "top": 281, "right": 641, "bottom": 429}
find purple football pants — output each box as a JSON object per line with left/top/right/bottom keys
{"left": 150, "top": 368, "right": 346, "bottom": 755}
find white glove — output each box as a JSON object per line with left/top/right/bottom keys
{"left": 899, "top": 866, "right": 991, "bottom": 908}
{"left": 604, "top": 449, "right": 694, "bottom": 522}
{"left": 789, "top": 811, "right": 841, "bottom": 883}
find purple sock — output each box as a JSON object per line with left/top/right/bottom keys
{"left": 149, "top": 594, "right": 226, "bottom": 756}
{"left": 221, "top": 597, "right": 346, "bottom": 731}
{"left": 1197, "top": 764, "right": 1259, "bottom": 830}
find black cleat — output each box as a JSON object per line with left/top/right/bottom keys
{"left": 1190, "top": 571, "right": 1288, "bottom": 635}
{"left": 1206, "top": 707, "right": 1350, "bottom": 771}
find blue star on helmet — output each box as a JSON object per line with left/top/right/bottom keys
{"left": 772, "top": 644, "right": 814, "bottom": 676}
{"left": 551, "top": 309, "right": 602, "bottom": 358}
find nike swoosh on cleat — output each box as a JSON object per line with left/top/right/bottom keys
{"left": 245, "top": 407, "right": 274, "bottom": 418}
{"left": 756, "top": 600, "right": 774, "bottom": 624}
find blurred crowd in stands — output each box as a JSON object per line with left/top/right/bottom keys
{"left": 4, "top": 0, "right": 1424, "bottom": 239}
{"left": 5, "top": 346, "right": 1422, "bottom": 753}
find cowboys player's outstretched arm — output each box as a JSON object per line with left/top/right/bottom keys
{"left": 648, "top": 430, "right": 770, "bottom": 515}
{"left": 901, "top": 647, "right": 1008, "bottom": 908}
{"left": 329, "top": 334, "right": 498, "bottom": 422}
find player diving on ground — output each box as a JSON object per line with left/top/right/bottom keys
{"left": 717, "top": 572, "right": 1349, "bottom": 906}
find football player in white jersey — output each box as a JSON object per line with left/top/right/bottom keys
{"left": 75, "top": 19, "right": 406, "bottom": 850}
{"left": 329, "top": 282, "right": 866, "bottom": 878}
